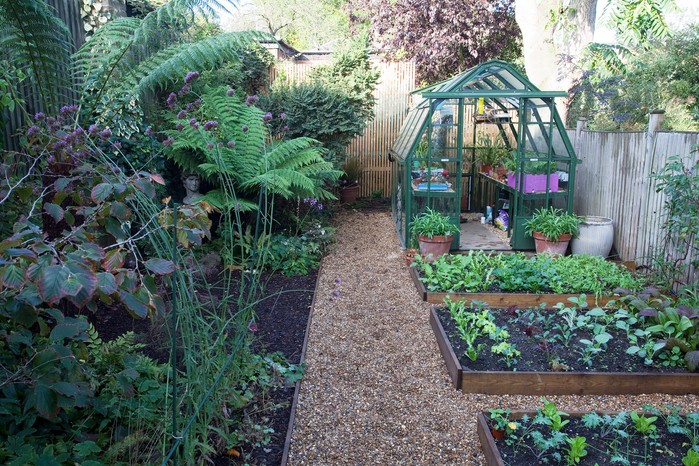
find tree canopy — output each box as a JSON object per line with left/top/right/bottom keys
{"left": 349, "top": 0, "right": 521, "bottom": 83}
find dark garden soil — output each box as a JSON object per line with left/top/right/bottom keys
{"left": 88, "top": 268, "right": 318, "bottom": 466}
{"left": 493, "top": 415, "right": 690, "bottom": 465}
{"left": 436, "top": 307, "right": 687, "bottom": 374}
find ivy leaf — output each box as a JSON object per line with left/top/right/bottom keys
{"left": 1, "top": 264, "right": 26, "bottom": 289}
{"left": 38, "top": 265, "right": 69, "bottom": 305}
{"left": 44, "top": 203, "right": 64, "bottom": 222}
{"left": 145, "top": 258, "right": 175, "bottom": 275}
{"left": 91, "top": 183, "right": 114, "bottom": 203}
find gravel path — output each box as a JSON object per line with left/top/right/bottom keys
{"left": 287, "top": 209, "right": 699, "bottom": 465}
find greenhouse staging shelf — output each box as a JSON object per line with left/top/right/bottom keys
{"left": 430, "top": 307, "right": 699, "bottom": 395}
{"left": 409, "top": 266, "right": 620, "bottom": 307}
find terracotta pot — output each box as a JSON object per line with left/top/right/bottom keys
{"left": 532, "top": 231, "right": 571, "bottom": 256}
{"left": 417, "top": 235, "right": 453, "bottom": 262}
{"left": 490, "top": 427, "right": 505, "bottom": 440}
{"left": 405, "top": 248, "right": 419, "bottom": 266}
{"left": 340, "top": 184, "right": 359, "bottom": 203}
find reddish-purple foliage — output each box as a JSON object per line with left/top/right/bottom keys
{"left": 350, "top": 0, "right": 521, "bottom": 83}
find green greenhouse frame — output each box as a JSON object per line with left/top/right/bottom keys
{"left": 390, "top": 60, "right": 579, "bottom": 250}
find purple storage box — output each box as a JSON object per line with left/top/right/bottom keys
{"left": 507, "top": 173, "right": 559, "bottom": 193}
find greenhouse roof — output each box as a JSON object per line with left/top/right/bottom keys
{"left": 391, "top": 60, "right": 569, "bottom": 161}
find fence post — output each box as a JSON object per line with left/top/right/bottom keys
{"left": 575, "top": 118, "right": 587, "bottom": 153}
{"left": 637, "top": 110, "right": 665, "bottom": 264}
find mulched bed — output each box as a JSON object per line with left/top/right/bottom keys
{"left": 89, "top": 268, "right": 318, "bottom": 466}
{"left": 435, "top": 306, "right": 687, "bottom": 374}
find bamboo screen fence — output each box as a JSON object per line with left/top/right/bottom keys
{"left": 270, "top": 59, "right": 416, "bottom": 197}
{"left": 569, "top": 119, "right": 699, "bottom": 286}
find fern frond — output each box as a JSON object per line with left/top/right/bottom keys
{"left": 0, "top": 0, "right": 74, "bottom": 114}
{"left": 73, "top": 17, "right": 141, "bottom": 80}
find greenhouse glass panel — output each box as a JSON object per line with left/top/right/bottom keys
{"left": 390, "top": 60, "right": 579, "bottom": 250}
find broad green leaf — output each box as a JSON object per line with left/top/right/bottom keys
{"left": 50, "top": 323, "right": 81, "bottom": 341}
{"left": 102, "top": 249, "right": 125, "bottom": 271}
{"left": 33, "top": 384, "right": 59, "bottom": 419}
{"left": 119, "top": 290, "right": 149, "bottom": 318}
{"left": 43, "top": 203, "right": 64, "bottom": 222}
{"left": 1, "top": 264, "right": 26, "bottom": 289}
{"left": 54, "top": 177, "right": 71, "bottom": 192}
{"left": 97, "top": 272, "right": 117, "bottom": 295}
{"left": 5, "top": 248, "right": 37, "bottom": 259}
{"left": 144, "top": 258, "right": 175, "bottom": 275}
{"left": 38, "top": 265, "right": 69, "bottom": 304}
{"left": 134, "top": 178, "right": 155, "bottom": 198}
{"left": 79, "top": 242, "right": 106, "bottom": 261}
{"left": 65, "top": 261, "right": 98, "bottom": 308}
{"left": 91, "top": 183, "right": 114, "bottom": 203}
{"left": 104, "top": 217, "right": 127, "bottom": 241}
{"left": 62, "top": 275, "right": 83, "bottom": 297}
{"left": 74, "top": 441, "right": 102, "bottom": 458}
{"left": 109, "top": 201, "right": 131, "bottom": 220}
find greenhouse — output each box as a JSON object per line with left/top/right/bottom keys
{"left": 390, "top": 60, "right": 579, "bottom": 250}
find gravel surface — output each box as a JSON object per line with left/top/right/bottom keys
{"left": 287, "top": 209, "right": 699, "bottom": 465}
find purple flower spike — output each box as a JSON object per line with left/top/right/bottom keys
{"left": 145, "top": 127, "right": 154, "bottom": 136}
{"left": 203, "top": 120, "right": 219, "bottom": 131}
{"left": 279, "top": 112, "right": 287, "bottom": 120}
{"left": 227, "top": 88, "right": 235, "bottom": 97}
{"left": 163, "top": 136, "right": 174, "bottom": 147}
{"left": 34, "top": 112, "right": 45, "bottom": 121}
{"left": 227, "top": 140, "right": 235, "bottom": 148}
{"left": 27, "top": 126, "right": 40, "bottom": 137}
{"left": 176, "top": 122, "right": 184, "bottom": 131}
{"left": 60, "top": 104, "right": 78, "bottom": 115}
{"left": 99, "top": 128, "right": 112, "bottom": 140}
{"left": 177, "top": 110, "right": 187, "bottom": 119}
{"left": 184, "top": 71, "right": 200, "bottom": 84}
{"left": 282, "top": 125, "right": 289, "bottom": 132}
{"left": 166, "top": 92, "right": 177, "bottom": 109}
{"left": 189, "top": 118, "right": 198, "bottom": 127}
{"left": 263, "top": 112, "right": 273, "bottom": 122}
{"left": 178, "top": 84, "right": 190, "bottom": 97}
{"left": 318, "top": 203, "right": 323, "bottom": 211}
{"left": 333, "top": 290, "right": 341, "bottom": 298}
{"left": 207, "top": 142, "right": 214, "bottom": 150}
{"left": 88, "top": 124, "right": 99, "bottom": 136}
{"left": 241, "top": 125, "right": 249, "bottom": 133}
{"left": 244, "top": 95, "right": 259, "bottom": 106}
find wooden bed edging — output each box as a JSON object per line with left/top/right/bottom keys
{"left": 430, "top": 307, "right": 699, "bottom": 396}
{"left": 411, "top": 266, "right": 619, "bottom": 307}
{"left": 280, "top": 264, "right": 323, "bottom": 466}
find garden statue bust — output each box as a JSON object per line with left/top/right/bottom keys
{"left": 181, "top": 173, "right": 202, "bottom": 204}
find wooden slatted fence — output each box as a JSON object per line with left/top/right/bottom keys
{"left": 569, "top": 121, "right": 699, "bottom": 286}
{"left": 271, "top": 59, "right": 416, "bottom": 197}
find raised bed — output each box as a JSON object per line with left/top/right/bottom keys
{"left": 476, "top": 409, "right": 696, "bottom": 466}
{"left": 430, "top": 307, "right": 699, "bottom": 395}
{"left": 411, "top": 266, "right": 620, "bottom": 307}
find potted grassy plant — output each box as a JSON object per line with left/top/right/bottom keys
{"left": 524, "top": 206, "right": 581, "bottom": 255}
{"left": 410, "top": 208, "right": 459, "bottom": 261}
{"left": 339, "top": 156, "right": 363, "bottom": 203}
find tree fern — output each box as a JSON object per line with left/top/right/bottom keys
{"left": 0, "top": 0, "right": 73, "bottom": 115}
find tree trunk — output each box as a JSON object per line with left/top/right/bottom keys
{"left": 515, "top": 0, "right": 598, "bottom": 124}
